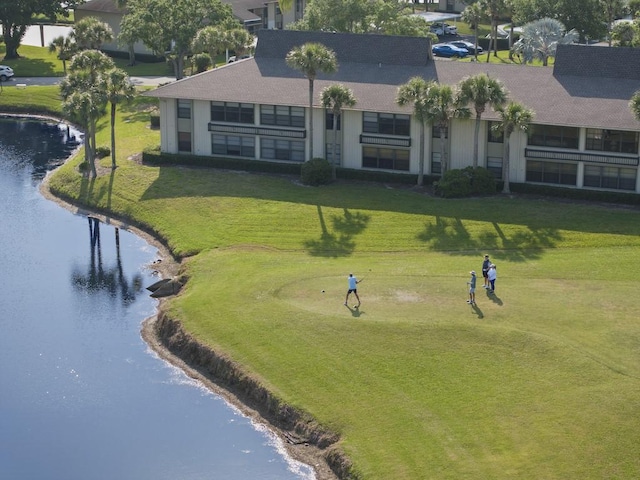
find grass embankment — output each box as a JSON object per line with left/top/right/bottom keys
{"left": 6, "top": 86, "right": 640, "bottom": 479}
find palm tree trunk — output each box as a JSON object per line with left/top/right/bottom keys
{"left": 110, "top": 103, "right": 117, "bottom": 169}
{"left": 502, "top": 133, "right": 511, "bottom": 193}
{"left": 439, "top": 126, "right": 447, "bottom": 173}
{"left": 88, "top": 123, "right": 97, "bottom": 178}
{"left": 417, "top": 123, "right": 425, "bottom": 186}
{"left": 473, "top": 115, "right": 481, "bottom": 167}
{"left": 308, "top": 79, "right": 314, "bottom": 162}
{"left": 332, "top": 114, "right": 338, "bottom": 180}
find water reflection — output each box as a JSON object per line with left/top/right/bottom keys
{"left": 71, "top": 217, "right": 144, "bottom": 305}
{"left": 0, "top": 116, "right": 81, "bottom": 178}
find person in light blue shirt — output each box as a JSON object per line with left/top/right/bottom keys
{"left": 344, "top": 273, "right": 361, "bottom": 308}
{"left": 467, "top": 271, "right": 476, "bottom": 305}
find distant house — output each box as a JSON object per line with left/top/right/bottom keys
{"left": 147, "top": 29, "right": 640, "bottom": 194}
{"left": 438, "top": 0, "right": 467, "bottom": 13}
{"left": 74, "top": 0, "right": 154, "bottom": 56}
{"left": 74, "top": 0, "right": 307, "bottom": 57}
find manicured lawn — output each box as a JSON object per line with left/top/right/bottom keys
{"left": 9, "top": 89, "right": 640, "bottom": 479}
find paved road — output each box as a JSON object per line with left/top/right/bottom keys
{"left": 4, "top": 76, "right": 175, "bottom": 87}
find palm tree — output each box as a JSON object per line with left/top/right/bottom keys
{"left": 48, "top": 35, "right": 77, "bottom": 75}
{"left": 60, "top": 50, "right": 115, "bottom": 176}
{"left": 226, "top": 28, "right": 253, "bottom": 61}
{"left": 461, "top": 2, "right": 485, "bottom": 61}
{"left": 424, "top": 83, "right": 470, "bottom": 174}
{"left": 458, "top": 73, "right": 508, "bottom": 168}
{"left": 286, "top": 43, "right": 338, "bottom": 162}
{"left": 72, "top": 16, "right": 114, "bottom": 50}
{"left": 514, "top": 18, "right": 578, "bottom": 66}
{"left": 62, "top": 90, "right": 104, "bottom": 177}
{"left": 397, "top": 77, "right": 433, "bottom": 186}
{"left": 321, "top": 84, "right": 357, "bottom": 180}
{"left": 481, "top": 0, "right": 507, "bottom": 61}
{"left": 192, "top": 26, "right": 227, "bottom": 66}
{"left": 102, "top": 68, "right": 136, "bottom": 169}
{"left": 492, "top": 101, "right": 534, "bottom": 193}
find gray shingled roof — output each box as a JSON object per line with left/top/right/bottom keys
{"left": 148, "top": 30, "right": 640, "bottom": 131}
{"left": 256, "top": 29, "right": 431, "bottom": 66}
{"left": 554, "top": 44, "right": 640, "bottom": 80}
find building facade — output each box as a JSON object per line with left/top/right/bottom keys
{"left": 148, "top": 30, "right": 640, "bottom": 194}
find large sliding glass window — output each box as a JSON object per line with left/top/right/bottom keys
{"left": 526, "top": 160, "right": 577, "bottom": 185}
{"left": 528, "top": 125, "right": 579, "bottom": 149}
{"left": 211, "top": 135, "right": 255, "bottom": 157}
{"left": 585, "top": 129, "right": 638, "bottom": 154}
{"left": 362, "top": 147, "right": 410, "bottom": 171}
{"left": 583, "top": 165, "right": 636, "bottom": 190}
{"left": 260, "top": 105, "right": 305, "bottom": 127}
{"left": 363, "top": 112, "right": 410, "bottom": 136}
{"left": 211, "top": 101, "right": 254, "bottom": 124}
{"left": 261, "top": 138, "right": 305, "bottom": 162}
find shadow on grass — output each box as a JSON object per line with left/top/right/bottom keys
{"left": 304, "top": 205, "right": 370, "bottom": 257}
{"left": 418, "top": 217, "right": 564, "bottom": 261}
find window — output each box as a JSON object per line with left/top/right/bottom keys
{"left": 211, "top": 135, "right": 255, "bottom": 157}
{"left": 486, "top": 156, "right": 503, "bottom": 178}
{"left": 528, "top": 125, "right": 579, "bottom": 149}
{"left": 585, "top": 129, "right": 638, "bottom": 154}
{"left": 178, "top": 131, "right": 191, "bottom": 152}
{"left": 325, "top": 112, "right": 341, "bottom": 130}
{"left": 177, "top": 99, "right": 191, "bottom": 119}
{"left": 211, "top": 102, "right": 254, "bottom": 124}
{"left": 363, "top": 112, "right": 410, "bottom": 136}
{"left": 362, "top": 147, "right": 410, "bottom": 171}
{"left": 431, "top": 152, "right": 441, "bottom": 175}
{"left": 260, "top": 105, "right": 305, "bottom": 128}
{"left": 487, "top": 121, "right": 503, "bottom": 143}
{"left": 526, "top": 160, "right": 577, "bottom": 186}
{"left": 583, "top": 165, "right": 636, "bottom": 190}
{"left": 261, "top": 138, "right": 305, "bottom": 162}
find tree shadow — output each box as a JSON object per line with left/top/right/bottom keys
{"left": 304, "top": 205, "right": 370, "bottom": 257}
{"left": 418, "top": 216, "right": 563, "bottom": 262}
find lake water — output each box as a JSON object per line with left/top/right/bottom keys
{"left": 0, "top": 116, "right": 315, "bottom": 480}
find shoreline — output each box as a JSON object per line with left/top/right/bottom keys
{"left": 39, "top": 167, "right": 344, "bottom": 480}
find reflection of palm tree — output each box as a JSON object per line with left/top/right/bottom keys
{"left": 71, "top": 217, "right": 143, "bottom": 306}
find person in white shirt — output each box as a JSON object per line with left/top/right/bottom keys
{"left": 487, "top": 264, "right": 497, "bottom": 293}
{"left": 344, "top": 273, "right": 361, "bottom": 308}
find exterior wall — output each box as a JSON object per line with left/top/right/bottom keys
{"left": 74, "top": 9, "right": 154, "bottom": 56}
{"left": 160, "top": 95, "right": 640, "bottom": 194}
{"left": 449, "top": 119, "right": 475, "bottom": 170}
{"left": 159, "top": 99, "right": 178, "bottom": 153}
{"left": 193, "top": 100, "right": 212, "bottom": 156}
{"left": 438, "top": 0, "right": 467, "bottom": 12}
{"left": 341, "top": 111, "right": 363, "bottom": 170}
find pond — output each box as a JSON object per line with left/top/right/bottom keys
{"left": 0, "top": 116, "right": 315, "bottom": 480}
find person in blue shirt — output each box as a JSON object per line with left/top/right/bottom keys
{"left": 467, "top": 271, "right": 477, "bottom": 305}
{"left": 344, "top": 273, "right": 361, "bottom": 308}
{"left": 482, "top": 255, "right": 491, "bottom": 289}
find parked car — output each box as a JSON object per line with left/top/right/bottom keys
{"left": 430, "top": 22, "right": 458, "bottom": 36}
{"left": 448, "top": 40, "right": 483, "bottom": 54}
{"left": 0, "top": 65, "right": 14, "bottom": 81}
{"left": 432, "top": 43, "right": 468, "bottom": 58}
{"left": 228, "top": 54, "right": 251, "bottom": 63}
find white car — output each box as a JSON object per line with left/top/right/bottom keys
{"left": 228, "top": 54, "right": 252, "bottom": 63}
{"left": 430, "top": 22, "right": 458, "bottom": 36}
{"left": 0, "top": 65, "right": 14, "bottom": 81}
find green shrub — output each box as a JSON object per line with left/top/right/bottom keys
{"left": 95, "top": 146, "right": 111, "bottom": 159}
{"left": 193, "top": 53, "right": 211, "bottom": 73}
{"left": 435, "top": 167, "right": 496, "bottom": 198}
{"left": 300, "top": 157, "right": 332, "bottom": 186}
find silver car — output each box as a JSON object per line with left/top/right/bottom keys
{"left": 0, "top": 65, "right": 14, "bottom": 81}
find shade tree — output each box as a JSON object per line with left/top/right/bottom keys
{"left": 321, "top": 84, "right": 357, "bottom": 180}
